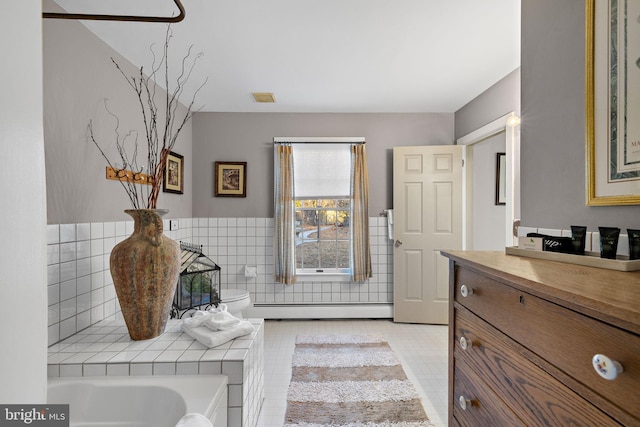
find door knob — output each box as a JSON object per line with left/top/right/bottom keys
{"left": 394, "top": 240, "right": 403, "bottom": 247}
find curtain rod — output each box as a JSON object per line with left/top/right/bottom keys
{"left": 273, "top": 141, "right": 366, "bottom": 145}
{"left": 273, "top": 137, "right": 365, "bottom": 144}
{"left": 43, "top": 0, "right": 185, "bottom": 23}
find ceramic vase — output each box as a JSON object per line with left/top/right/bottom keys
{"left": 110, "top": 209, "right": 180, "bottom": 340}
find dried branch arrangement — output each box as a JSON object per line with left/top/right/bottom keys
{"left": 89, "top": 25, "right": 206, "bottom": 209}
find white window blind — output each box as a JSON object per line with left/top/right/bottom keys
{"left": 293, "top": 144, "right": 351, "bottom": 198}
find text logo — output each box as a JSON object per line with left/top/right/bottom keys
{"left": 0, "top": 405, "right": 68, "bottom": 426}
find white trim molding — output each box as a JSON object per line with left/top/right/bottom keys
{"left": 248, "top": 303, "right": 393, "bottom": 319}
{"left": 457, "top": 112, "right": 521, "bottom": 248}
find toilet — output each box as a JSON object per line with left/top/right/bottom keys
{"left": 220, "top": 289, "right": 251, "bottom": 318}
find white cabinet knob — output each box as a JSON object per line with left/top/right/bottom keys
{"left": 458, "top": 395, "right": 472, "bottom": 410}
{"left": 460, "top": 284, "right": 473, "bottom": 297}
{"left": 459, "top": 336, "right": 473, "bottom": 350}
{"left": 592, "top": 354, "right": 624, "bottom": 380}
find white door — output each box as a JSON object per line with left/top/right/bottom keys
{"left": 393, "top": 145, "right": 463, "bottom": 324}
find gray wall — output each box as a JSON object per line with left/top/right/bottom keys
{"left": 520, "top": 0, "right": 640, "bottom": 229}
{"left": 43, "top": 1, "right": 193, "bottom": 224}
{"left": 192, "top": 112, "right": 454, "bottom": 218}
{"left": 454, "top": 68, "right": 520, "bottom": 250}
{"left": 44, "top": 0, "right": 637, "bottom": 232}
{"left": 455, "top": 68, "right": 521, "bottom": 139}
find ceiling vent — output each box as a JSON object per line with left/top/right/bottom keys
{"left": 252, "top": 93, "right": 276, "bottom": 103}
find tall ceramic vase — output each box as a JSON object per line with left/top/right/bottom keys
{"left": 110, "top": 209, "right": 180, "bottom": 340}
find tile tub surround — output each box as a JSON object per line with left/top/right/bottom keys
{"left": 47, "top": 318, "right": 265, "bottom": 427}
{"left": 47, "top": 217, "right": 393, "bottom": 346}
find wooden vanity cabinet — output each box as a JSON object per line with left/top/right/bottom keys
{"left": 443, "top": 251, "right": 640, "bottom": 427}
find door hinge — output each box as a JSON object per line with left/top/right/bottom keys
{"left": 462, "top": 159, "right": 465, "bottom": 167}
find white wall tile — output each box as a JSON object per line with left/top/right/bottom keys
{"left": 77, "top": 223, "right": 91, "bottom": 241}
{"left": 538, "top": 228, "right": 562, "bottom": 237}
{"left": 48, "top": 217, "right": 392, "bottom": 347}
{"left": 47, "top": 224, "right": 60, "bottom": 244}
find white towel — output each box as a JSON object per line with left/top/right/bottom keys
{"left": 175, "top": 413, "right": 212, "bottom": 427}
{"left": 186, "top": 304, "right": 241, "bottom": 331}
{"left": 182, "top": 312, "right": 255, "bottom": 348}
{"left": 387, "top": 209, "right": 394, "bottom": 240}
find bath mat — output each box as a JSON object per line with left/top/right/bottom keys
{"left": 284, "top": 334, "right": 433, "bottom": 427}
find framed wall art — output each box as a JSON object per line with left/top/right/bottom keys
{"left": 496, "top": 152, "right": 506, "bottom": 205}
{"left": 586, "top": 0, "right": 640, "bottom": 205}
{"left": 163, "top": 150, "right": 184, "bottom": 194}
{"left": 214, "top": 161, "right": 247, "bottom": 197}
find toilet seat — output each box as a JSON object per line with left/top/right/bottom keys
{"left": 221, "top": 289, "right": 249, "bottom": 302}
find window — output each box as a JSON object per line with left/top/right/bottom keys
{"left": 274, "top": 137, "right": 371, "bottom": 285}
{"left": 293, "top": 144, "right": 351, "bottom": 274}
{"left": 295, "top": 198, "right": 351, "bottom": 273}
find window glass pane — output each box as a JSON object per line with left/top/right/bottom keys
{"left": 297, "top": 241, "right": 319, "bottom": 269}
{"left": 337, "top": 199, "right": 350, "bottom": 209}
{"left": 320, "top": 241, "right": 337, "bottom": 269}
{"left": 294, "top": 197, "right": 353, "bottom": 272}
{"left": 337, "top": 241, "right": 350, "bottom": 269}
{"left": 337, "top": 209, "right": 349, "bottom": 227}
{"left": 318, "top": 212, "right": 337, "bottom": 240}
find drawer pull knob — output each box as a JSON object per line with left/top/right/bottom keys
{"left": 459, "top": 336, "right": 473, "bottom": 350}
{"left": 592, "top": 354, "right": 624, "bottom": 380}
{"left": 460, "top": 284, "right": 473, "bottom": 297}
{"left": 458, "top": 395, "right": 472, "bottom": 410}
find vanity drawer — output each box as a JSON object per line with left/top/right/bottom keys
{"left": 453, "top": 265, "right": 640, "bottom": 420}
{"left": 453, "top": 358, "right": 524, "bottom": 427}
{"left": 454, "top": 305, "right": 620, "bottom": 426}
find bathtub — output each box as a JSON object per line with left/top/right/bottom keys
{"left": 47, "top": 375, "right": 227, "bottom": 427}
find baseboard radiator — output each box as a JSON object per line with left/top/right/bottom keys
{"left": 247, "top": 303, "right": 393, "bottom": 319}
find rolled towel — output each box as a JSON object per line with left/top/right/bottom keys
{"left": 204, "top": 304, "right": 242, "bottom": 331}
{"left": 175, "top": 413, "right": 212, "bottom": 427}
{"left": 183, "top": 305, "right": 241, "bottom": 331}
{"left": 181, "top": 318, "right": 255, "bottom": 348}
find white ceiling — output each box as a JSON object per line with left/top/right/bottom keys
{"left": 49, "top": 0, "right": 520, "bottom": 113}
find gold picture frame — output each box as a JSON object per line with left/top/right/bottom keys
{"left": 214, "top": 161, "right": 247, "bottom": 197}
{"left": 586, "top": 0, "right": 640, "bottom": 205}
{"left": 163, "top": 150, "right": 184, "bottom": 194}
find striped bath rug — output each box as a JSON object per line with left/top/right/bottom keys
{"left": 284, "top": 334, "right": 433, "bottom": 427}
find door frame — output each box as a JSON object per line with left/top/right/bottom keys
{"left": 456, "top": 112, "right": 521, "bottom": 248}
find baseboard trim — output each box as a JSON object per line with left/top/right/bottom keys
{"left": 246, "top": 303, "right": 393, "bottom": 319}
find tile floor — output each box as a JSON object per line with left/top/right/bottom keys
{"left": 255, "top": 319, "right": 449, "bottom": 427}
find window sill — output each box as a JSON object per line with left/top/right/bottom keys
{"left": 295, "top": 271, "right": 352, "bottom": 282}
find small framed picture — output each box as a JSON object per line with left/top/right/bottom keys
{"left": 163, "top": 150, "right": 184, "bottom": 194}
{"left": 495, "top": 152, "right": 506, "bottom": 205}
{"left": 215, "top": 161, "right": 247, "bottom": 197}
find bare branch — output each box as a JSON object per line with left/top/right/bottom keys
{"left": 88, "top": 23, "right": 205, "bottom": 209}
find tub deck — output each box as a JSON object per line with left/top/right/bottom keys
{"left": 47, "top": 318, "right": 264, "bottom": 427}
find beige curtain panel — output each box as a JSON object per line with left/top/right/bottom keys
{"left": 350, "top": 143, "right": 372, "bottom": 281}
{"left": 274, "top": 144, "right": 297, "bottom": 285}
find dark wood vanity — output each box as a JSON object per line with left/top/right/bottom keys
{"left": 443, "top": 251, "right": 640, "bottom": 426}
